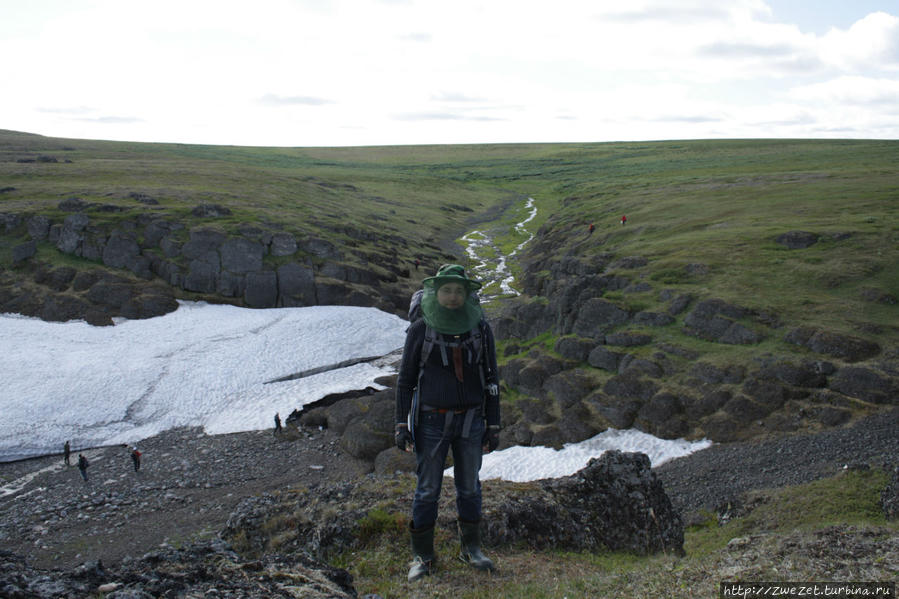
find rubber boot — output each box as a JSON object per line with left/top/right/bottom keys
{"left": 408, "top": 522, "right": 435, "bottom": 582}
{"left": 458, "top": 518, "right": 494, "bottom": 571}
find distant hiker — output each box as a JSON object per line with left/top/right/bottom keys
{"left": 620, "top": 214, "right": 627, "bottom": 225}
{"left": 396, "top": 264, "right": 501, "bottom": 582}
{"left": 77, "top": 454, "right": 89, "bottom": 482}
{"left": 63, "top": 440, "right": 71, "bottom": 466}
{"left": 130, "top": 447, "right": 142, "bottom": 472}
{"left": 589, "top": 223, "right": 595, "bottom": 234}
{"left": 414, "top": 258, "right": 420, "bottom": 271}
{"left": 274, "top": 412, "right": 282, "bottom": 433}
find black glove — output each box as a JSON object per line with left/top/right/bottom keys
{"left": 395, "top": 424, "right": 413, "bottom": 452}
{"left": 483, "top": 426, "right": 500, "bottom": 453}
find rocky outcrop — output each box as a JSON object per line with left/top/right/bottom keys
{"left": 0, "top": 541, "right": 356, "bottom": 599}
{"left": 490, "top": 241, "right": 894, "bottom": 446}
{"left": 485, "top": 451, "right": 683, "bottom": 555}
{"left": 1, "top": 208, "right": 421, "bottom": 322}
{"left": 222, "top": 449, "right": 683, "bottom": 560}
{"left": 785, "top": 327, "right": 881, "bottom": 362}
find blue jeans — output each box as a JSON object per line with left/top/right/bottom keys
{"left": 412, "top": 408, "right": 485, "bottom": 529}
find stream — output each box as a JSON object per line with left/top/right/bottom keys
{"left": 461, "top": 197, "right": 537, "bottom": 300}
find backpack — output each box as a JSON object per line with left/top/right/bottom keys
{"left": 405, "top": 287, "right": 496, "bottom": 440}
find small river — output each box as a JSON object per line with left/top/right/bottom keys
{"left": 461, "top": 197, "right": 537, "bottom": 300}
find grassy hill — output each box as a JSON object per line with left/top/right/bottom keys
{"left": 2, "top": 131, "right": 895, "bottom": 330}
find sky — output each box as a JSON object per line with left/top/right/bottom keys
{"left": 1, "top": 0, "right": 898, "bottom": 147}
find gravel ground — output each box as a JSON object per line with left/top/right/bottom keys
{"left": 655, "top": 407, "right": 899, "bottom": 521}
{"left": 0, "top": 425, "right": 371, "bottom": 570}
{"left": 1, "top": 408, "right": 896, "bottom": 572}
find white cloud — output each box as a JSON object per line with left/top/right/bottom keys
{"left": 818, "top": 11, "right": 899, "bottom": 71}
{"left": 0, "top": 0, "right": 897, "bottom": 145}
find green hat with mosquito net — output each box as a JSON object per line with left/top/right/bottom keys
{"left": 420, "top": 264, "right": 483, "bottom": 335}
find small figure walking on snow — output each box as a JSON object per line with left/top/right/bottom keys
{"left": 64, "top": 440, "right": 71, "bottom": 466}
{"left": 274, "top": 412, "right": 282, "bottom": 433}
{"left": 620, "top": 215, "right": 627, "bottom": 226}
{"left": 130, "top": 447, "right": 142, "bottom": 472}
{"left": 77, "top": 454, "right": 89, "bottom": 482}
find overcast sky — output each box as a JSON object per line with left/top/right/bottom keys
{"left": 2, "top": 0, "right": 898, "bottom": 147}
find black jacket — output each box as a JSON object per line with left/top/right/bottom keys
{"left": 395, "top": 319, "right": 500, "bottom": 427}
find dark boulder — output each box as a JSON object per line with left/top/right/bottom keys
{"left": 775, "top": 230, "right": 819, "bottom": 249}
{"left": 531, "top": 424, "right": 567, "bottom": 449}
{"left": 621, "top": 357, "right": 665, "bottom": 378}
{"left": 182, "top": 228, "right": 226, "bottom": 261}
{"left": 0, "top": 212, "right": 23, "bottom": 232}
{"left": 585, "top": 393, "right": 640, "bottom": 429}
{"left": 759, "top": 360, "right": 827, "bottom": 388}
{"left": 159, "top": 235, "right": 183, "bottom": 258}
{"left": 270, "top": 232, "right": 298, "bottom": 256}
{"left": 604, "top": 373, "right": 659, "bottom": 401}
{"left": 684, "top": 299, "right": 764, "bottom": 345}
{"left": 302, "top": 236, "right": 342, "bottom": 260}
{"left": 12, "top": 240, "right": 36, "bottom": 263}
{"left": 722, "top": 395, "right": 770, "bottom": 422}
{"left": 26, "top": 215, "right": 51, "bottom": 240}
{"left": 58, "top": 197, "right": 88, "bottom": 211}
{"left": 542, "top": 369, "right": 597, "bottom": 409}
{"left": 742, "top": 378, "right": 791, "bottom": 411}
{"left": 485, "top": 450, "right": 684, "bottom": 555}
{"left": 142, "top": 219, "right": 173, "bottom": 249}
{"left": 192, "top": 203, "right": 232, "bottom": 217}
{"left": 830, "top": 367, "right": 898, "bottom": 404}
{"left": 183, "top": 259, "right": 220, "bottom": 294}
{"left": 689, "top": 362, "right": 745, "bottom": 385}
{"left": 605, "top": 332, "right": 652, "bottom": 347}
{"left": 56, "top": 214, "right": 90, "bottom": 254}
{"left": 220, "top": 237, "right": 264, "bottom": 273}
{"left": 339, "top": 394, "right": 393, "bottom": 461}
{"left": 42, "top": 267, "right": 76, "bottom": 292}
{"left": 245, "top": 271, "right": 278, "bottom": 308}
{"left": 587, "top": 345, "right": 625, "bottom": 372}
{"left": 277, "top": 262, "right": 315, "bottom": 308}
{"left": 40, "top": 294, "right": 91, "bottom": 322}
{"left": 571, "top": 298, "right": 629, "bottom": 338}
{"left": 785, "top": 327, "right": 881, "bottom": 362}
{"left": 636, "top": 393, "right": 689, "bottom": 439}
{"left": 683, "top": 389, "right": 730, "bottom": 419}
{"left": 667, "top": 293, "right": 693, "bottom": 316}
{"left": 518, "top": 398, "right": 555, "bottom": 425}
{"left": 102, "top": 230, "right": 141, "bottom": 269}
{"left": 554, "top": 336, "right": 595, "bottom": 362}
{"left": 556, "top": 402, "right": 602, "bottom": 443}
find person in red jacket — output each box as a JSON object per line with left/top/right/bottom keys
{"left": 130, "top": 447, "right": 142, "bottom": 472}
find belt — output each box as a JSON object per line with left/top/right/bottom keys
{"left": 423, "top": 406, "right": 468, "bottom": 415}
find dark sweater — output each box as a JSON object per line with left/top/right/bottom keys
{"left": 395, "top": 319, "right": 501, "bottom": 427}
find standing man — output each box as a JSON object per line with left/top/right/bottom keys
{"left": 395, "top": 264, "right": 501, "bottom": 582}
{"left": 274, "top": 412, "right": 282, "bottom": 433}
{"left": 77, "top": 454, "right": 89, "bottom": 482}
{"left": 130, "top": 447, "right": 142, "bottom": 472}
{"left": 63, "top": 440, "right": 71, "bottom": 466}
